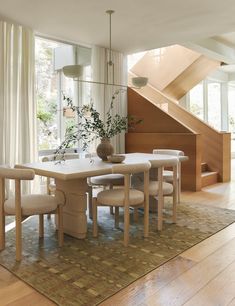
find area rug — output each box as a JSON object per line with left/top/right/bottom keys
{"left": 1, "top": 202, "right": 235, "bottom": 306}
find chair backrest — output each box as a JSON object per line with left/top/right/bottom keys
{"left": 0, "top": 166, "right": 35, "bottom": 214}
{"left": 112, "top": 162, "right": 150, "bottom": 206}
{"left": 153, "top": 149, "right": 184, "bottom": 157}
{"left": 0, "top": 166, "right": 35, "bottom": 180}
{"left": 149, "top": 157, "right": 178, "bottom": 168}
{"left": 112, "top": 162, "right": 151, "bottom": 175}
{"left": 42, "top": 153, "right": 80, "bottom": 162}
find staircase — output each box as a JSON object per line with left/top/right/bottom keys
{"left": 127, "top": 44, "right": 231, "bottom": 191}
{"left": 130, "top": 44, "right": 220, "bottom": 100}
{"left": 201, "top": 162, "right": 218, "bottom": 188}
{"left": 126, "top": 87, "right": 230, "bottom": 191}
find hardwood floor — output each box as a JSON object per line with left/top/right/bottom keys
{"left": 1, "top": 162, "right": 235, "bottom": 305}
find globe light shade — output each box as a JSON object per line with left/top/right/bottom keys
{"left": 63, "top": 65, "right": 83, "bottom": 78}
{"left": 131, "top": 77, "right": 148, "bottom": 88}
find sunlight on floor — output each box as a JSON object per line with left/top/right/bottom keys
{"left": 5, "top": 216, "right": 32, "bottom": 233}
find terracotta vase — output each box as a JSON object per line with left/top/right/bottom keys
{"left": 96, "top": 138, "right": 114, "bottom": 161}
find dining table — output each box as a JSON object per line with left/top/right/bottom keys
{"left": 19, "top": 153, "right": 179, "bottom": 239}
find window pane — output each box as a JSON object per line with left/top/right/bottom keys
{"left": 35, "top": 38, "right": 60, "bottom": 151}
{"left": 189, "top": 82, "right": 203, "bottom": 119}
{"left": 228, "top": 84, "right": 235, "bottom": 153}
{"left": 36, "top": 37, "right": 92, "bottom": 153}
{"left": 208, "top": 82, "right": 221, "bottom": 130}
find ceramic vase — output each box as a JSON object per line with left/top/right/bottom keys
{"left": 96, "top": 138, "right": 114, "bottom": 161}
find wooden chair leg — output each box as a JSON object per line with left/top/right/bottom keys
{"left": 39, "top": 214, "right": 44, "bottom": 238}
{"left": 124, "top": 205, "right": 129, "bottom": 247}
{"left": 92, "top": 198, "right": 98, "bottom": 237}
{"left": 110, "top": 206, "right": 114, "bottom": 215}
{"left": 0, "top": 213, "right": 5, "bottom": 251}
{"left": 173, "top": 188, "right": 177, "bottom": 224}
{"left": 88, "top": 186, "right": 93, "bottom": 219}
{"left": 133, "top": 207, "right": 138, "bottom": 222}
{"left": 15, "top": 179, "right": 22, "bottom": 261}
{"left": 0, "top": 178, "right": 5, "bottom": 251}
{"left": 57, "top": 206, "right": 64, "bottom": 247}
{"left": 15, "top": 215, "right": 22, "bottom": 262}
{"left": 177, "top": 178, "right": 181, "bottom": 204}
{"left": 178, "top": 163, "right": 181, "bottom": 204}
{"left": 109, "top": 185, "right": 114, "bottom": 215}
{"left": 157, "top": 196, "right": 163, "bottom": 231}
{"left": 144, "top": 202, "right": 149, "bottom": 238}
{"left": 173, "top": 164, "right": 177, "bottom": 223}
{"left": 115, "top": 207, "right": 119, "bottom": 228}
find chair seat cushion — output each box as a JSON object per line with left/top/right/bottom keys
{"left": 163, "top": 170, "right": 179, "bottom": 182}
{"left": 136, "top": 180, "right": 173, "bottom": 196}
{"left": 90, "top": 174, "right": 124, "bottom": 186}
{"left": 97, "top": 188, "right": 144, "bottom": 206}
{"left": 163, "top": 170, "right": 173, "bottom": 182}
{"left": 4, "top": 194, "right": 59, "bottom": 216}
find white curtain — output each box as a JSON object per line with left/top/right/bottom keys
{"left": 91, "top": 46, "right": 127, "bottom": 153}
{"left": 0, "top": 20, "right": 37, "bottom": 193}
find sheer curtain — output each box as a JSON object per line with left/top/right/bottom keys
{"left": 0, "top": 20, "right": 37, "bottom": 193}
{"left": 91, "top": 45, "right": 127, "bottom": 153}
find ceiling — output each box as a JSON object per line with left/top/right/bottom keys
{"left": 1, "top": 0, "right": 235, "bottom": 54}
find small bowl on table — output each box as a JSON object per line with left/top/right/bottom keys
{"left": 107, "top": 154, "right": 125, "bottom": 163}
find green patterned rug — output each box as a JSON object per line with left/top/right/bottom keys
{"left": 1, "top": 202, "right": 235, "bottom": 306}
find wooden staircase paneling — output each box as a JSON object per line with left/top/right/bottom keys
{"left": 201, "top": 162, "right": 208, "bottom": 173}
{"left": 130, "top": 44, "right": 220, "bottom": 100}
{"left": 128, "top": 86, "right": 231, "bottom": 184}
{"left": 126, "top": 132, "right": 202, "bottom": 191}
{"left": 167, "top": 101, "right": 231, "bottom": 182}
{"left": 163, "top": 55, "right": 220, "bottom": 100}
{"left": 201, "top": 162, "right": 219, "bottom": 187}
{"left": 126, "top": 87, "right": 231, "bottom": 191}
{"left": 201, "top": 171, "right": 218, "bottom": 188}
{"left": 127, "top": 88, "right": 192, "bottom": 134}
{"left": 130, "top": 45, "right": 201, "bottom": 91}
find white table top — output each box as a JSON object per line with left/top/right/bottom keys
{"left": 19, "top": 153, "right": 179, "bottom": 180}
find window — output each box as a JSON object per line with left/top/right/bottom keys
{"left": 35, "top": 37, "right": 59, "bottom": 151}
{"left": 35, "top": 37, "right": 91, "bottom": 153}
{"left": 228, "top": 84, "right": 235, "bottom": 153}
{"left": 189, "top": 82, "right": 204, "bottom": 119}
{"left": 208, "top": 82, "right": 221, "bottom": 130}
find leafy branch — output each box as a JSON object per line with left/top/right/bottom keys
{"left": 55, "top": 90, "right": 142, "bottom": 156}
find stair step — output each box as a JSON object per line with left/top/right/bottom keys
{"left": 201, "top": 171, "right": 218, "bottom": 188}
{"left": 201, "top": 162, "right": 208, "bottom": 172}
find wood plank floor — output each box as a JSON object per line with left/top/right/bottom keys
{"left": 1, "top": 161, "right": 235, "bottom": 306}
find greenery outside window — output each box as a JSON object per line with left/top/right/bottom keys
{"left": 35, "top": 37, "right": 91, "bottom": 154}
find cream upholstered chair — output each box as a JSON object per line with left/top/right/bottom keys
{"left": 0, "top": 166, "right": 65, "bottom": 261}
{"left": 92, "top": 162, "right": 150, "bottom": 246}
{"left": 153, "top": 149, "right": 188, "bottom": 203}
{"left": 135, "top": 158, "right": 178, "bottom": 231}
{"left": 86, "top": 152, "right": 125, "bottom": 219}
{"left": 88, "top": 173, "right": 124, "bottom": 218}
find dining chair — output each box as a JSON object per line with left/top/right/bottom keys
{"left": 135, "top": 157, "right": 178, "bottom": 231}
{"left": 153, "top": 149, "right": 188, "bottom": 203}
{"left": 88, "top": 173, "right": 124, "bottom": 218}
{"left": 92, "top": 162, "right": 150, "bottom": 246}
{"left": 86, "top": 152, "right": 125, "bottom": 219}
{"left": 0, "top": 166, "right": 65, "bottom": 261}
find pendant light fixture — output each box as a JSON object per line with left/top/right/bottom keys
{"left": 62, "top": 10, "right": 148, "bottom": 89}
